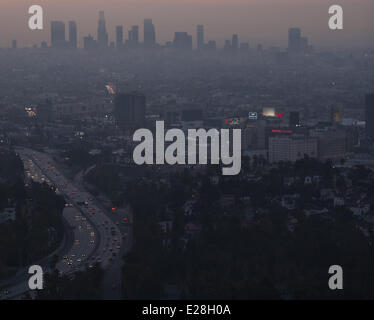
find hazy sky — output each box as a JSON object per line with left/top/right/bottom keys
{"left": 0, "top": 0, "right": 373, "bottom": 48}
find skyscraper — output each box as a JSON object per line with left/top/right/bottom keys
{"left": 232, "top": 34, "right": 239, "bottom": 51}
{"left": 143, "top": 19, "right": 156, "bottom": 48}
{"left": 128, "top": 26, "right": 139, "bottom": 47}
{"left": 84, "top": 34, "right": 96, "bottom": 50}
{"left": 197, "top": 25, "right": 204, "bottom": 50}
{"left": 69, "top": 21, "right": 77, "bottom": 49}
{"left": 114, "top": 92, "right": 146, "bottom": 132}
{"left": 97, "top": 11, "right": 108, "bottom": 48}
{"left": 116, "top": 26, "right": 123, "bottom": 49}
{"left": 288, "top": 28, "right": 301, "bottom": 53}
{"left": 365, "top": 94, "right": 374, "bottom": 140}
{"left": 51, "top": 21, "right": 66, "bottom": 48}
{"left": 173, "top": 32, "right": 193, "bottom": 50}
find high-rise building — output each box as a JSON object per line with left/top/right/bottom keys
{"left": 197, "top": 25, "right": 204, "bottom": 50}
{"left": 289, "top": 112, "right": 300, "bottom": 127}
{"left": 173, "top": 32, "right": 193, "bottom": 50}
{"left": 116, "top": 25, "right": 123, "bottom": 49}
{"left": 127, "top": 26, "right": 139, "bottom": 47}
{"left": 84, "top": 34, "right": 96, "bottom": 50}
{"left": 144, "top": 19, "right": 156, "bottom": 48}
{"left": 51, "top": 21, "right": 66, "bottom": 48}
{"left": 114, "top": 92, "right": 146, "bottom": 131}
{"left": 97, "top": 11, "right": 108, "bottom": 48}
{"left": 11, "top": 40, "right": 17, "bottom": 49}
{"left": 69, "top": 21, "right": 77, "bottom": 48}
{"left": 232, "top": 34, "right": 239, "bottom": 51}
{"left": 269, "top": 134, "right": 317, "bottom": 163}
{"left": 365, "top": 94, "right": 374, "bottom": 140}
{"left": 288, "top": 28, "right": 301, "bottom": 53}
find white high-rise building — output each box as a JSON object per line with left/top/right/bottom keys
{"left": 268, "top": 134, "right": 317, "bottom": 163}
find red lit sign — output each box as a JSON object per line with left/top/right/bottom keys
{"left": 272, "top": 129, "right": 293, "bottom": 134}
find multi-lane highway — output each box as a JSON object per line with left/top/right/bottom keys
{"left": 0, "top": 147, "right": 124, "bottom": 299}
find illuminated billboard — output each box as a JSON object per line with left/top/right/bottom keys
{"left": 263, "top": 107, "right": 276, "bottom": 117}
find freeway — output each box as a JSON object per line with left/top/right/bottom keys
{"left": 0, "top": 147, "right": 123, "bottom": 299}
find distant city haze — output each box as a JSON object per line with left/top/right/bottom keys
{"left": 0, "top": 0, "right": 373, "bottom": 48}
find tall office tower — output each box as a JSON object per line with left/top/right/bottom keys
{"left": 143, "top": 19, "right": 156, "bottom": 48}
{"left": 11, "top": 40, "right": 17, "bottom": 49}
{"left": 51, "top": 21, "right": 66, "bottom": 48}
{"left": 365, "top": 94, "right": 374, "bottom": 140}
{"left": 116, "top": 25, "right": 123, "bottom": 49}
{"left": 128, "top": 25, "right": 139, "bottom": 46}
{"left": 173, "top": 32, "right": 193, "bottom": 50}
{"left": 232, "top": 34, "right": 239, "bottom": 51}
{"left": 289, "top": 111, "right": 300, "bottom": 127}
{"left": 97, "top": 11, "right": 108, "bottom": 48}
{"left": 288, "top": 28, "right": 301, "bottom": 53}
{"left": 84, "top": 34, "right": 96, "bottom": 50}
{"left": 114, "top": 92, "right": 146, "bottom": 132}
{"left": 197, "top": 25, "right": 204, "bottom": 50}
{"left": 69, "top": 21, "right": 77, "bottom": 48}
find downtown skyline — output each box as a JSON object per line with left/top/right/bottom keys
{"left": 11, "top": 10, "right": 313, "bottom": 51}
{"left": 0, "top": 0, "right": 373, "bottom": 49}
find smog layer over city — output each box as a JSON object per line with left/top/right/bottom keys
{"left": 0, "top": 0, "right": 374, "bottom": 307}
